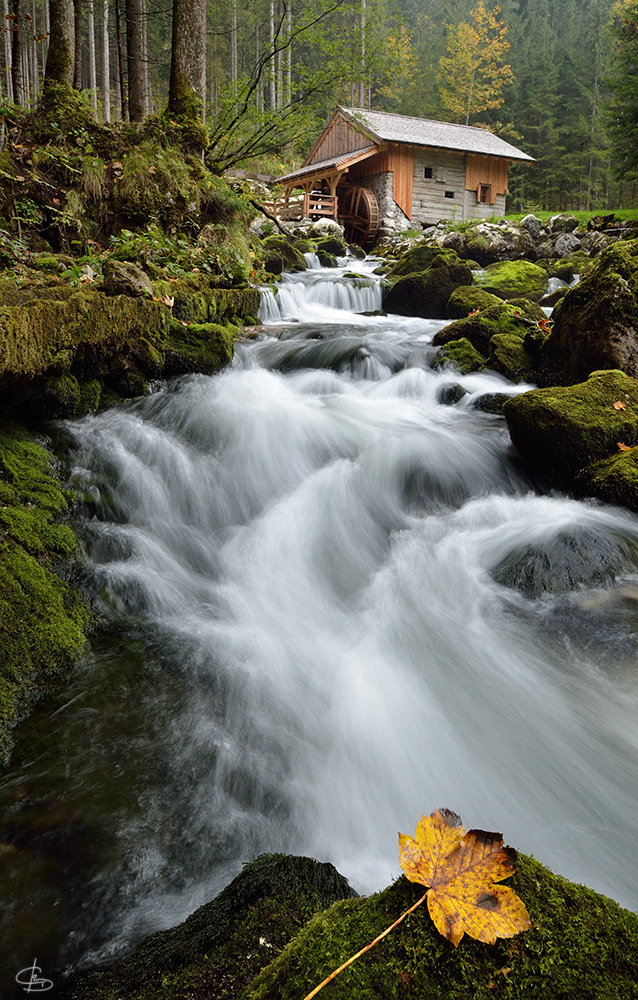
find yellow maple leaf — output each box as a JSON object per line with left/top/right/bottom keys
{"left": 399, "top": 808, "right": 532, "bottom": 946}
{"left": 613, "top": 400, "right": 627, "bottom": 410}
{"left": 618, "top": 442, "right": 633, "bottom": 451}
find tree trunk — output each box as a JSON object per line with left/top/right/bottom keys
{"left": 11, "top": 0, "right": 22, "bottom": 104}
{"left": 73, "top": 0, "right": 82, "bottom": 89}
{"left": 268, "top": 0, "right": 275, "bottom": 108}
{"left": 168, "top": 0, "right": 206, "bottom": 120}
{"left": 114, "top": 0, "right": 127, "bottom": 119}
{"left": 101, "top": 0, "right": 110, "bottom": 120}
{"left": 286, "top": 1, "right": 291, "bottom": 105}
{"left": 141, "top": 0, "right": 151, "bottom": 112}
{"left": 45, "top": 0, "right": 74, "bottom": 87}
{"left": 126, "top": 0, "right": 145, "bottom": 119}
{"left": 358, "top": 0, "right": 365, "bottom": 107}
{"left": 3, "top": 0, "right": 13, "bottom": 101}
{"left": 230, "top": 0, "right": 237, "bottom": 81}
{"left": 29, "top": 0, "right": 38, "bottom": 102}
{"left": 87, "top": 0, "right": 97, "bottom": 110}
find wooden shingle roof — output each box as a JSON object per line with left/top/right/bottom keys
{"left": 339, "top": 107, "right": 534, "bottom": 162}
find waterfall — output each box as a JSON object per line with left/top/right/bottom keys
{"left": 2, "top": 256, "right": 638, "bottom": 986}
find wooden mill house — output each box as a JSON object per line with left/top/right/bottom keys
{"left": 274, "top": 107, "right": 534, "bottom": 247}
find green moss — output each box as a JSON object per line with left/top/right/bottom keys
{"left": 0, "top": 423, "right": 88, "bottom": 763}
{"left": 389, "top": 244, "right": 461, "bottom": 278}
{"left": 261, "top": 236, "right": 307, "bottom": 273}
{"left": 503, "top": 369, "right": 638, "bottom": 485}
{"left": 317, "top": 249, "right": 338, "bottom": 268}
{"left": 433, "top": 303, "right": 532, "bottom": 356}
{"left": 582, "top": 447, "right": 638, "bottom": 511}
{"left": 488, "top": 333, "right": 536, "bottom": 383}
{"left": 247, "top": 854, "right": 638, "bottom": 1000}
{"left": 164, "top": 320, "right": 234, "bottom": 376}
{"left": 433, "top": 337, "right": 485, "bottom": 374}
{"left": 446, "top": 285, "right": 503, "bottom": 318}
{"left": 477, "top": 260, "right": 548, "bottom": 302}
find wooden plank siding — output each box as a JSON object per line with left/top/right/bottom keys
{"left": 347, "top": 144, "right": 414, "bottom": 219}
{"left": 308, "top": 113, "right": 376, "bottom": 165}
{"left": 465, "top": 154, "right": 509, "bottom": 203}
{"left": 411, "top": 149, "right": 466, "bottom": 224}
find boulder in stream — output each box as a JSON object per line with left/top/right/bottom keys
{"left": 477, "top": 259, "right": 548, "bottom": 302}
{"left": 382, "top": 255, "right": 473, "bottom": 319}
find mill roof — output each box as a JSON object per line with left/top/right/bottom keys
{"left": 338, "top": 107, "right": 534, "bottom": 162}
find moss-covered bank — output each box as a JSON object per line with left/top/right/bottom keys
{"left": 61, "top": 852, "right": 638, "bottom": 1000}
{"left": 0, "top": 423, "right": 88, "bottom": 763}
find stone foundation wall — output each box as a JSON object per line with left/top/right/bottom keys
{"left": 352, "top": 171, "right": 410, "bottom": 236}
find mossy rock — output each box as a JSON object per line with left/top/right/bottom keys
{"left": 433, "top": 303, "right": 532, "bottom": 357}
{"left": 316, "top": 249, "right": 337, "bottom": 268}
{"left": 488, "top": 333, "right": 536, "bottom": 383}
{"left": 261, "top": 236, "right": 307, "bottom": 273}
{"left": 64, "top": 854, "right": 356, "bottom": 1000}
{"left": 389, "top": 245, "right": 462, "bottom": 279}
{"left": 164, "top": 319, "right": 234, "bottom": 377}
{"left": 503, "top": 369, "right": 638, "bottom": 486}
{"left": 383, "top": 258, "right": 473, "bottom": 319}
{"left": 247, "top": 853, "right": 638, "bottom": 1000}
{"left": 583, "top": 447, "right": 638, "bottom": 511}
{"left": 507, "top": 298, "right": 546, "bottom": 322}
{"left": 30, "top": 253, "right": 62, "bottom": 273}
{"left": 445, "top": 285, "right": 503, "bottom": 319}
{"left": 0, "top": 422, "right": 88, "bottom": 763}
{"left": 348, "top": 243, "right": 366, "bottom": 259}
{"left": 314, "top": 235, "right": 348, "bottom": 256}
{"left": 539, "top": 240, "right": 638, "bottom": 386}
{"left": 292, "top": 238, "right": 315, "bottom": 254}
{"left": 471, "top": 392, "right": 511, "bottom": 415}
{"left": 540, "top": 287, "right": 568, "bottom": 308}
{"left": 432, "top": 337, "right": 485, "bottom": 374}
{"left": 477, "top": 260, "right": 548, "bottom": 302}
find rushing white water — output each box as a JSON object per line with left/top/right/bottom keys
{"left": 3, "top": 257, "right": 638, "bottom": 985}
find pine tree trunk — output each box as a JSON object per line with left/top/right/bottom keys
{"left": 11, "top": 0, "right": 22, "bottom": 103}
{"left": 29, "top": 0, "right": 38, "bottom": 102}
{"left": 126, "top": 0, "right": 144, "bottom": 119}
{"left": 230, "top": 0, "right": 237, "bottom": 81}
{"left": 73, "top": 0, "right": 82, "bottom": 88}
{"left": 45, "top": 0, "right": 74, "bottom": 87}
{"left": 141, "top": 0, "right": 151, "bottom": 112}
{"left": 358, "top": 0, "right": 365, "bottom": 106}
{"left": 87, "top": 0, "right": 97, "bottom": 110}
{"left": 3, "top": 0, "right": 13, "bottom": 100}
{"left": 168, "top": 0, "right": 206, "bottom": 120}
{"left": 114, "top": 0, "right": 127, "bottom": 119}
{"left": 101, "top": 0, "right": 110, "bottom": 120}
{"left": 286, "top": 1, "right": 291, "bottom": 105}
{"left": 268, "top": 0, "right": 275, "bottom": 107}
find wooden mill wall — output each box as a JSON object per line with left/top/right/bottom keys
{"left": 411, "top": 149, "right": 467, "bottom": 223}
{"left": 347, "top": 144, "right": 414, "bottom": 218}
{"left": 308, "top": 114, "right": 373, "bottom": 164}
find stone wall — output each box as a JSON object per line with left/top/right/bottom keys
{"left": 352, "top": 170, "right": 410, "bottom": 236}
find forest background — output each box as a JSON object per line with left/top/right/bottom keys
{"left": 1, "top": 0, "right": 638, "bottom": 217}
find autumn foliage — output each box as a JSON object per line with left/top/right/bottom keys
{"left": 399, "top": 808, "right": 532, "bottom": 947}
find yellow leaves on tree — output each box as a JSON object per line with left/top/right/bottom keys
{"left": 302, "top": 808, "right": 531, "bottom": 1000}
{"left": 437, "top": 3, "right": 514, "bottom": 125}
{"left": 399, "top": 808, "right": 532, "bottom": 947}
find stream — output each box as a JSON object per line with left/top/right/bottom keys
{"left": 2, "top": 257, "right": 638, "bottom": 993}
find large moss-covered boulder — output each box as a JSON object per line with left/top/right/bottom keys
{"left": 247, "top": 854, "right": 638, "bottom": 1000}
{"left": 445, "top": 285, "right": 503, "bottom": 318}
{"left": 478, "top": 259, "right": 548, "bottom": 302}
{"left": 103, "top": 259, "right": 154, "bottom": 298}
{"left": 503, "top": 369, "right": 638, "bottom": 485}
{"left": 261, "top": 236, "right": 307, "bottom": 274}
{"left": 64, "top": 854, "right": 356, "bottom": 1000}
{"left": 433, "top": 302, "right": 533, "bottom": 356}
{"left": 383, "top": 257, "right": 473, "bottom": 319}
{"left": 539, "top": 240, "right": 638, "bottom": 386}
{"left": 583, "top": 447, "right": 638, "bottom": 512}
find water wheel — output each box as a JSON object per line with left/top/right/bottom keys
{"left": 339, "top": 185, "right": 379, "bottom": 249}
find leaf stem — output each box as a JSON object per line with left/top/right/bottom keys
{"left": 301, "top": 889, "right": 428, "bottom": 1000}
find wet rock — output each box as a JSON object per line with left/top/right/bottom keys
{"left": 471, "top": 391, "right": 511, "bottom": 414}
{"left": 388, "top": 244, "right": 461, "bottom": 279}
{"left": 434, "top": 302, "right": 532, "bottom": 357}
{"left": 491, "top": 527, "right": 637, "bottom": 597}
{"left": 520, "top": 213, "right": 543, "bottom": 241}
{"left": 488, "top": 332, "right": 536, "bottom": 383}
{"left": 102, "top": 259, "right": 153, "bottom": 297}
{"left": 314, "top": 235, "right": 348, "bottom": 256}
{"left": 316, "top": 249, "right": 338, "bottom": 268}
{"left": 437, "top": 382, "right": 468, "bottom": 405}
{"left": 261, "top": 236, "right": 307, "bottom": 275}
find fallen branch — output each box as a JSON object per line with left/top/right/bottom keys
{"left": 250, "top": 199, "right": 293, "bottom": 238}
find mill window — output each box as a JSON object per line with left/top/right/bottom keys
{"left": 445, "top": 191, "right": 455, "bottom": 199}
{"left": 424, "top": 166, "right": 434, "bottom": 179}
{"left": 478, "top": 183, "right": 492, "bottom": 204}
